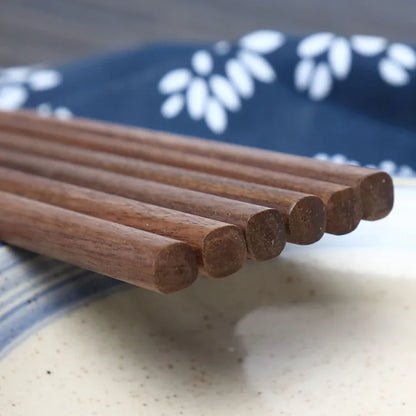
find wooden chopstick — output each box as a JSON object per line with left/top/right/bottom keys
{"left": 0, "top": 111, "right": 394, "bottom": 293}
{"left": 0, "top": 116, "right": 361, "bottom": 235}
{"left": 0, "top": 166, "right": 247, "bottom": 278}
{"left": 0, "top": 133, "right": 326, "bottom": 245}
{"left": 0, "top": 191, "right": 198, "bottom": 293}
{"left": 0, "top": 110, "right": 393, "bottom": 221}
{"left": 0, "top": 148, "right": 286, "bottom": 261}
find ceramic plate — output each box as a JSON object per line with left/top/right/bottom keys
{"left": 1, "top": 180, "right": 415, "bottom": 415}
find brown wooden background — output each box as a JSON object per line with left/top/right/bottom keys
{"left": 1, "top": 0, "right": 415, "bottom": 66}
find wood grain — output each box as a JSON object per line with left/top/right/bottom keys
{"left": 0, "top": 148, "right": 286, "bottom": 260}
{"left": 0, "top": 132, "right": 326, "bottom": 245}
{"left": 1, "top": 0, "right": 413, "bottom": 66}
{"left": 0, "top": 166, "right": 247, "bottom": 277}
{"left": 0, "top": 113, "right": 361, "bottom": 235}
{"left": 0, "top": 191, "right": 198, "bottom": 293}
{"left": 12, "top": 112, "right": 391, "bottom": 221}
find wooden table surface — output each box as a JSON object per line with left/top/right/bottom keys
{"left": 1, "top": 0, "right": 415, "bottom": 66}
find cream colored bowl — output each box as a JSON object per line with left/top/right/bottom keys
{"left": 0, "top": 180, "right": 415, "bottom": 415}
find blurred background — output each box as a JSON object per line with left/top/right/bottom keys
{"left": 1, "top": 0, "right": 415, "bottom": 66}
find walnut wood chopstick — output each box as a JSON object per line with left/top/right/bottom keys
{"left": 0, "top": 148, "right": 286, "bottom": 260}
{"left": 0, "top": 110, "right": 390, "bottom": 221}
{"left": 0, "top": 191, "right": 198, "bottom": 293}
{"left": 0, "top": 118, "right": 362, "bottom": 235}
{"left": 0, "top": 133, "right": 326, "bottom": 245}
{"left": 0, "top": 166, "right": 247, "bottom": 278}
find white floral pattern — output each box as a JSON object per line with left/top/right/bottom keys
{"left": 314, "top": 152, "right": 415, "bottom": 177}
{"left": 295, "top": 33, "right": 416, "bottom": 100}
{"left": 159, "top": 30, "right": 416, "bottom": 128}
{"left": 36, "top": 103, "right": 73, "bottom": 120}
{"left": 0, "top": 66, "right": 62, "bottom": 110}
{"left": 158, "top": 30, "right": 285, "bottom": 134}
